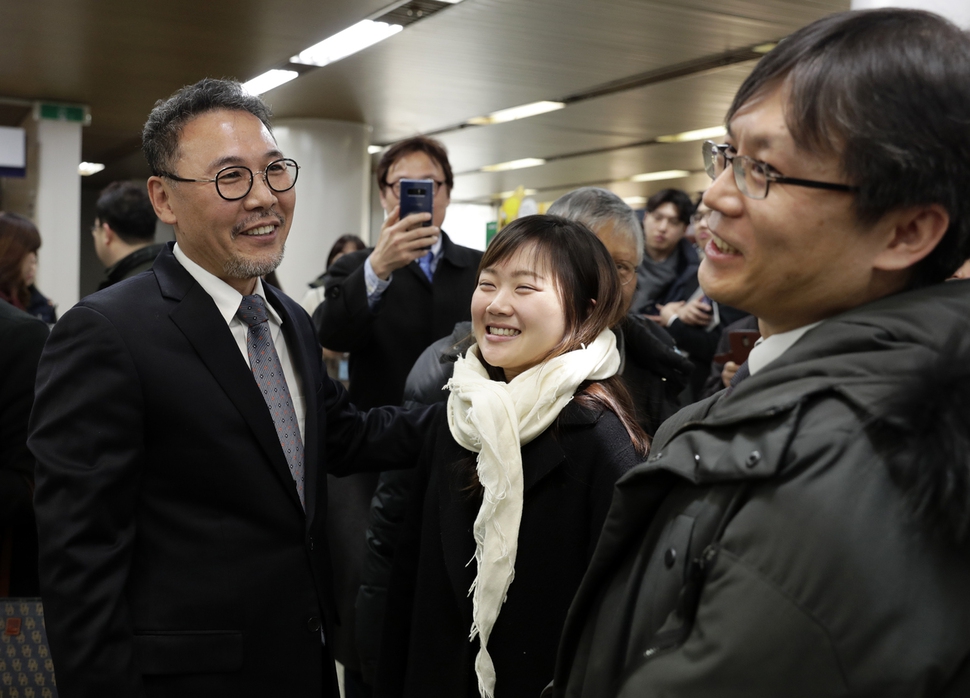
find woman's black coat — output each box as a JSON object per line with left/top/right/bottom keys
{"left": 374, "top": 401, "right": 641, "bottom": 698}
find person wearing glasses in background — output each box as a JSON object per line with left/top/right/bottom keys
{"left": 550, "top": 9, "right": 970, "bottom": 697}
{"left": 29, "top": 78, "right": 435, "bottom": 698}
{"left": 314, "top": 136, "right": 482, "bottom": 411}
{"left": 640, "top": 189, "right": 749, "bottom": 405}
{"left": 312, "top": 136, "right": 481, "bottom": 696}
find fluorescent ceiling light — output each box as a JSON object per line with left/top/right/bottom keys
{"left": 753, "top": 42, "right": 777, "bottom": 54}
{"left": 630, "top": 169, "right": 692, "bottom": 182}
{"left": 480, "top": 158, "right": 546, "bottom": 172}
{"left": 438, "top": 0, "right": 466, "bottom": 3}
{"left": 622, "top": 196, "right": 647, "bottom": 206}
{"left": 243, "top": 69, "right": 299, "bottom": 96}
{"left": 367, "top": 145, "right": 384, "bottom": 155}
{"left": 78, "top": 162, "right": 105, "bottom": 176}
{"left": 467, "top": 101, "right": 565, "bottom": 126}
{"left": 291, "top": 20, "right": 403, "bottom": 67}
{"left": 656, "top": 126, "right": 727, "bottom": 143}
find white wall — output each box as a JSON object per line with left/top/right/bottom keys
{"left": 271, "top": 118, "right": 371, "bottom": 298}
{"left": 850, "top": 0, "right": 969, "bottom": 28}
{"left": 441, "top": 202, "right": 495, "bottom": 252}
{"left": 35, "top": 119, "right": 82, "bottom": 315}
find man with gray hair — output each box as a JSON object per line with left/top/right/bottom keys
{"left": 547, "top": 188, "right": 690, "bottom": 433}
{"left": 29, "top": 78, "right": 433, "bottom": 698}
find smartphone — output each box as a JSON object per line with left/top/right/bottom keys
{"left": 398, "top": 179, "right": 434, "bottom": 228}
{"left": 713, "top": 329, "right": 761, "bottom": 365}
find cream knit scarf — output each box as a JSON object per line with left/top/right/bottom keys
{"left": 445, "top": 329, "right": 620, "bottom": 698}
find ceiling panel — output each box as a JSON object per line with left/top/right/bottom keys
{"left": 435, "top": 62, "right": 756, "bottom": 174}
{"left": 0, "top": 0, "right": 850, "bottom": 201}
{"left": 267, "top": 0, "right": 847, "bottom": 143}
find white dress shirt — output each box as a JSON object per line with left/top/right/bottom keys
{"left": 748, "top": 321, "right": 823, "bottom": 376}
{"left": 173, "top": 243, "right": 306, "bottom": 440}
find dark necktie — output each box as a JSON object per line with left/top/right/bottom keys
{"left": 237, "top": 294, "right": 305, "bottom": 509}
{"left": 724, "top": 360, "right": 751, "bottom": 397}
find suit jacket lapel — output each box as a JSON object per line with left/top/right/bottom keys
{"left": 155, "top": 250, "right": 305, "bottom": 515}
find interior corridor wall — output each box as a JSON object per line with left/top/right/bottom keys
{"left": 271, "top": 119, "right": 370, "bottom": 300}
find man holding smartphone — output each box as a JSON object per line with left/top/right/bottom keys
{"left": 312, "top": 136, "right": 481, "bottom": 695}
{"left": 314, "top": 136, "right": 481, "bottom": 411}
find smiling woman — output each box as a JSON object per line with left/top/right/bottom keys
{"left": 375, "top": 215, "right": 650, "bottom": 698}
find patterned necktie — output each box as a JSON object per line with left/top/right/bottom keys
{"left": 237, "top": 294, "right": 305, "bottom": 509}
{"left": 724, "top": 359, "right": 751, "bottom": 397}
{"left": 418, "top": 250, "right": 434, "bottom": 281}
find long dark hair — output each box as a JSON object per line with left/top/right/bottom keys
{"left": 327, "top": 234, "right": 366, "bottom": 269}
{"left": 475, "top": 215, "right": 649, "bottom": 454}
{"left": 0, "top": 212, "right": 41, "bottom": 309}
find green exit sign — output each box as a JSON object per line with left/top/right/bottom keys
{"left": 38, "top": 103, "right": 89, "bottom": 124}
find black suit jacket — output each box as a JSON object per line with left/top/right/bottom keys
{"left": 0, "top": 299, "right": 48, "bottom": 596}
{"left": 314, "top": 232, "right": 482, "bottom": 410}
{"left": 28, "top": 245, "right": 434, "bottom": 698}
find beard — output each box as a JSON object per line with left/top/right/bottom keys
{"left": 223, "top": 242, "right": 285, "bottom": 280}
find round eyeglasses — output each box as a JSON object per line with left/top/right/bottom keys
{"left": 159, "top": 158, "right": 300, "bottom": 201}
{"left": 702, "top": 140, "right": 858, "bottom": 200}
{"left": 615, "top": 261, "right": 636, "bottom": 286}
{"left": 384, "top": 179, "right": 445, "bottom": 199}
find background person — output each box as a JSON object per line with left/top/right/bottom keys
{"left": 630, "top": 188, "right": 696, "bottom": 319}
{"left": 375, "top": 215, "right": 647, "bottom": 698}
{"left": 301, "top": 233, "right": 367, "bottom": 317}
{"left": 92, "top": 180, "right": 163, "bottom": 290}
{"left": 690, "top": 199, "right": 714, "bottom": 258}
{"left": 302, "top": 234, "right": 367, "bottom": 384}
{"left": 0, "top": 212, "right": 55, "bottom": 324}
{"left": 0, "top": 298, "right": 48, "bottom": 597}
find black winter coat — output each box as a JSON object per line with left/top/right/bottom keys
{"left": 552, "top": 280, "right": 970, "bottom": 698}
{"left": 354, "top": 319, "right": 690, "bottom": 682}
{"left": 375, "top": 401, "right": 642, "bottom": 698}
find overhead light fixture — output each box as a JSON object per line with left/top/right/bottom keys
{"left": 480, "top": 158, "right": 546, "bottom": 172}
{"left": 367, "top": 145, "right": 384, "bottom": 155}
{"left": 467, "top": 101, "right": 565, "bottom": 126}
{"left": 78, "top": 162, "right": 105, "bottom": 176}
{"left": 753, "top": 42, "right": 777, "bottom": 54}
{"left": 656, "top": 126, "right": 727, "bottom": 144}
{"left": 243, "top": 69, "right": 299, "bottom": 96}
{"left": 622, "top": 196, "right": 647, "bottom": 206}
{"left": 630, "top": 169, "right": 692, "bottom": 183}
{"left": 438, "top": 0, "right": 466, "bottom": 3}
{"left": 291, "top": 20, "right": 403, "bottom": 67}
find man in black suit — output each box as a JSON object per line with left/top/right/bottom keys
{"left": 28, "top": 78, "right": 432, "bottom": 698}
{"left": 0, "top": 299, "right": 48, "bottom": 597}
